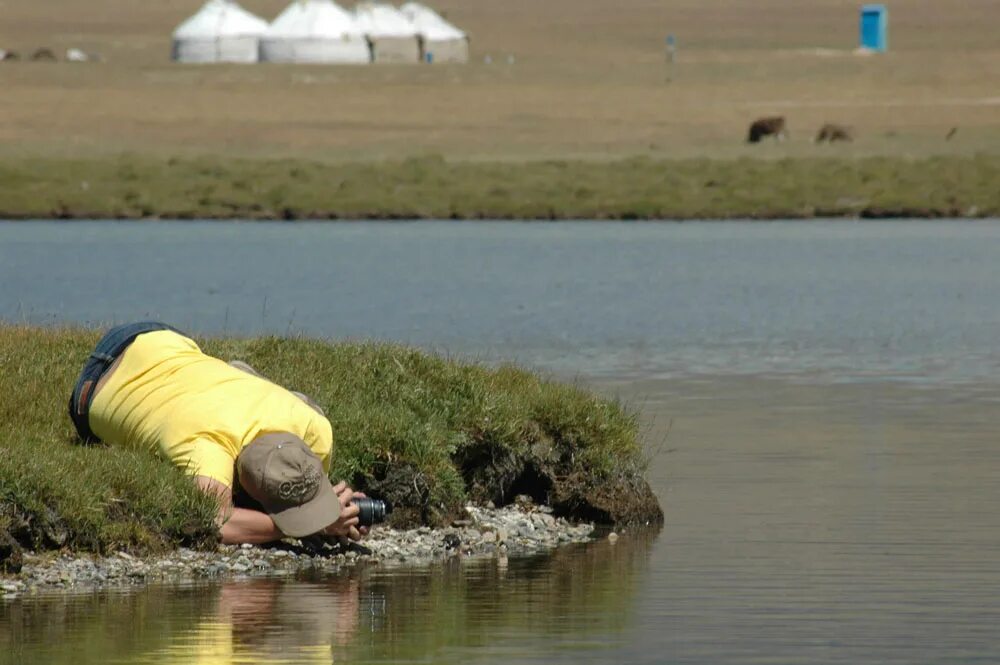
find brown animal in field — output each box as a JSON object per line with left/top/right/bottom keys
{"left": 31, "top": 48, "right": 56, "bottom": 61}
{"left": 746, "top": 116, "right": 787, "bottom": 143}
{"left": 814, "top": 123, "right": 853, "bottom": 143}
{"left": 0, "top": 49, "right": 19, "bottom": 62}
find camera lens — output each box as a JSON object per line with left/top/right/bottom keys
{"left": 352, "top": 497, "right": 391, "bottom": 527}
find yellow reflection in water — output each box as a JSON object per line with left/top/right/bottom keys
{"left": 155, "top": 578, "right": 359, "bottom": 665}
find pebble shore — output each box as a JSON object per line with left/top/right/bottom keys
{"left": 0, "top": 503, "right": 595, "bottom": 597}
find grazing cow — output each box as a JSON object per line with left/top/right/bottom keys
{"left": 31, "top": 47, "right": 56, "bottom": 61}
{"left": 814, "top": 123, "right": 853, "bottom": 143}
{"left": 746, "top": 116, "right": 787, "bottom": 143}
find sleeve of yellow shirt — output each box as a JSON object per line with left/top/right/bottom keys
{"left": 170, "top": 438, "right": 237, "bottom": 487}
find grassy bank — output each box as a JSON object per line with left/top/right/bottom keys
{"left": 2, "top": 154, "right": 998, "bottom": 221}
{"left": 0, "top": 326, "right": 657, "bottom": 566}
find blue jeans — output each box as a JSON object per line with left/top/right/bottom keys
{"left": 68, "top": 321, "right": 183, "bottom": 442}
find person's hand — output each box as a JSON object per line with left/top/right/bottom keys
{"left": 321, "top": 482, "right": 369, "bottom": 541}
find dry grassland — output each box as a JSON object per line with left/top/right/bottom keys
{"left": 1, "top": 0, "right": 998, "bottom": 161}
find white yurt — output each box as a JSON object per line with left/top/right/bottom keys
{"left": 400, "top": 2, "right": 468, "bottom": 63}
{"left": 172, "top": 0, "right": 268, "bottom": 63}
{"left": 353, "top": 2, "right": 421, "bottom": 64}
{"left": 260, "top": 0, "right": 371, "bottom": 64}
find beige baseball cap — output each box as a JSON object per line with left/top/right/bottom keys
{"left": 236, "top": 433, "right": 341, "bottom": 538}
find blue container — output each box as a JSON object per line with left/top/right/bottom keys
{"left": 860, "top": 4, "right": 888, "bottom": 52}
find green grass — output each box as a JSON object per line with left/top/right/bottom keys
{"left": 0, "top": 326, "right": 652, "bottom": 559}
{"left": 0, "top": 328, "right": 219, "bottom": 556}
{"left": 1, "top": 154, "right": 998, "bottom": 221}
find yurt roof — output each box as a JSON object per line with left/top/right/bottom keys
{"left": 399, "top": 2, "right": 465, "bottom": 40}
{"left": 266, "top": 0, "right": 364, "bottom": 39}
{"left": 173, "top": 0, "right": 268, "bottom": 39}
{"left": 354, "top": 2, "right": 418, "bottom": 38}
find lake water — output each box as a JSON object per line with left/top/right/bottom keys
{"left": 3, "top": 219, "right": 1000, "bottom": 664}
{"left": 3, "top": 219, "right": 1000, "bottom": 382}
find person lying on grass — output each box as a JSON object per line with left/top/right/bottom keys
{"left": 68, "top": 322, "right": 366, "bottom": 545}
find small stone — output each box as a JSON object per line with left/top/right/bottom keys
{"left": 607, "top": 532, "right": 619, "bottom": 543}
{"left": 240, "top": 543, "right": 253, "bottom": 550}
{"left": 534, "top": 513, "right": 556, "bottom": 528}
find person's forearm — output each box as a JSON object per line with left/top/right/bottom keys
{"left": 219, "top": 507, "right": 285, "bottom": 544}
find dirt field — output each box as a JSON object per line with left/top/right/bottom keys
{"left": 0, "top": 0, "right": 998, "bottom": 161}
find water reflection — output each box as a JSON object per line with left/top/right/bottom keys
{"left": 339, "top": 530, "right": 659, "bottom": 663}
{"left": 1, "top": 530, "right": 658, "bottom": 665}
{"left": 1, "top": 586, "right": 216, "bottom": 665}
{"left": 149, "top": 579, "right": 360, "bottom": 664}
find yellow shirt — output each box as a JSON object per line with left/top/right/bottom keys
{"left": 89, "top": 330, "right": 333, "bottom": 488}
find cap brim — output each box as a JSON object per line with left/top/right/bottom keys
{"left": 266, "top": 477, "right": 342, "bottom": 538}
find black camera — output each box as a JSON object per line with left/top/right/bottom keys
{"left": 352, "top": 498, "right": 391, "bottom": 527}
